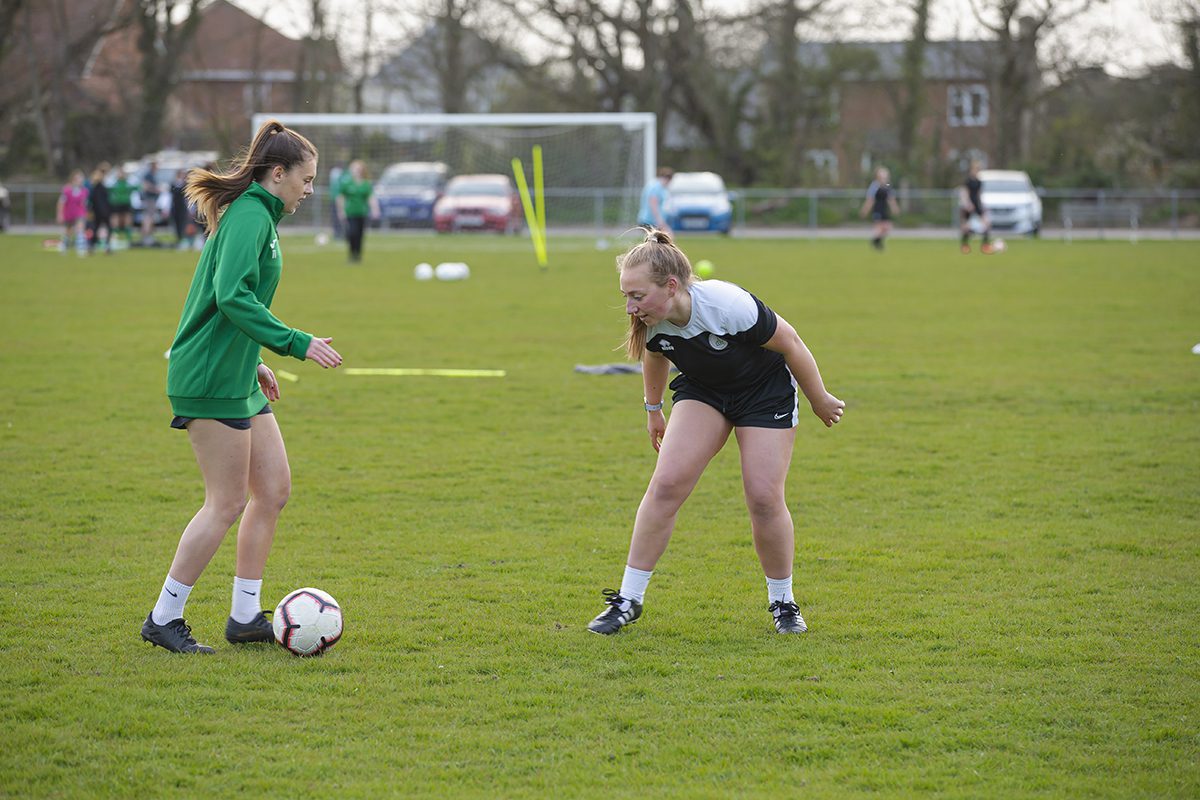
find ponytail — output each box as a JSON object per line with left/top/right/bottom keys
{"left": 616, "top": 226, "right": 694, "bottom": 360}
{"left": 185, "top": 119, "right": 318, "bottom": 234}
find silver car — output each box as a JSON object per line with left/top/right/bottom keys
{"left": 979, "top": 169, "right": 1042, "bottom": 236}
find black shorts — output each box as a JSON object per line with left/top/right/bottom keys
{"left": 171, "top": 404, "right": 272, "bottom": 431}
{"left": 960, "top": 206, "right": 984, "bottom": 222}
{"left": 669, "top": 370, "right": 798, "bottom": 429}
{"left": 112, "top": 204, "right": 132, "bottom": 215}
{"left": 871, "top": 210, "right": 891, "bottom": 222}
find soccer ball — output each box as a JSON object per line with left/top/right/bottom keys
{"left": 273, "top": 588, "right": 343, "bottom": 657}
{"left": 435, "top": 261, "right": 470, "bottom": 281}
{"left": 991, "top": 238, "right": 1007, "bottom": 252}
{"left": 414, "top": 262, "right": 434, "bottom": 280}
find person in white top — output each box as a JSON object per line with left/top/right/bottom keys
{"left": 588, "top": 228, "right": 845, "bottom": 636}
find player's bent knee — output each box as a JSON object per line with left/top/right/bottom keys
{"left": 252, "top": 480, "right": 291, "bottom": 512}
{"left": 645, "top": 475, "right": 693, "bottom": 509}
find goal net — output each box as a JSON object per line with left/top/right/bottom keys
{"left": 250, "top": 112, "right": 656, "bottom": 235}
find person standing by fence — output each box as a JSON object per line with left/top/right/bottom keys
{"left": 637, "top": 167, "right": 674, "bottom": 233}
{"left": 860, "top": 166, "right": 900, "bottom": 251}
{"left": 109, "top": 167, "right": 135, "bottom": 250}
{"left": 87, "top": 163, "right": 113, "bottom": 254}
{"left": 56, "top": 170, "right": 89, "bottom": 256}
{"left": 335, "top": 160, "right": 379, "bottom": 264}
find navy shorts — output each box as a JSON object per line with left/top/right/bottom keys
{"left": 669, "top": 370, "right": 798, "bottom": 429}
{"left": 171, "top": 404, "right": 272, "bottom": 431}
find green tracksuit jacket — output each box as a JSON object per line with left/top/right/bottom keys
{"left": 166, "top": 182, "right": 313, "bottom": 418}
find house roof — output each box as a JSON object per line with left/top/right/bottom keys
{"left": 795, "top": 40, "right": 1001, "bottom": 81}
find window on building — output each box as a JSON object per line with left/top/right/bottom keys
{"left": 948, "top": 85, "right": 989, "bottom": 127}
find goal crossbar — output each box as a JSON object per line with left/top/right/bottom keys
{"left": 251, "top": 112, "right": 658, "bottom": 187}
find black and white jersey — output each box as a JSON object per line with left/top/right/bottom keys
{"left": 645, "top": 279, "right": 785, "bottom": 393}
{"left": 866, "top": 180, "right": 892, "bottom": 216}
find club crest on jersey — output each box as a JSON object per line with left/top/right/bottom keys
{"left": 708, "top": 334, "right": 728, "bottom": 351}
{"left": 269, "top": 237, "right": 279, "bottom": 259}
{"left": 657, "top": 339, "right": 674, "bottom": 351}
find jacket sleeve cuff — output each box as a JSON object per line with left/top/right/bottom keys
{"left": 289, "top": 330, "right": 314, "bottom": 360}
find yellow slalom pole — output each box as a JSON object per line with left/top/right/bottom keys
{"left": 345, "top": 368, "right": 507, "bottom": 378}
{"left": 511, "top": 157, "right": 547, "bottom": 267}
{"left": 532, "top": 145, "right": 547, "bottom": 266}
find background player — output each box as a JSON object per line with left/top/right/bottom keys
{"left": 637, "top": 167, "right": 674, "bottom": 233}
{"left": 588, "top": 228, "right": 844, "bottom": 636}
{"left": 860, "top": 166, "right": 900, "bottom": 251}
{"left": 56, "top": 169, "right": 89, "bottom": 256}
{"left": 959, "top": 160, "right": 994, "bottom": 254}
{"left": 335, "top": 159, "right": 380, "bottom": 263}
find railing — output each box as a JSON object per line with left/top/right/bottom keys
{"left": 4, "top": 184, "right": 1199, "bottom": 235}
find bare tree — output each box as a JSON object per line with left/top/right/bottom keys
{"left": 970, "top": 0, "right": 1099, "bottom": 165}
{"left": 7, "top": 0, "right": 129, "bottom": 174}
{"left": 293, "top": 0, "right": 339, "bottom": 113}
{"left": 0, "top": 0, "right": 26, "bottom": 65}
{"left": 662, "top": 1, "right": 761, "bottom": 180}
{"left": 750, "top": 0, "right": 833, "bottom": 184}
{"left": 897, "top": 0, "right": 931, "bottom": 179}
{"left": 487, "top": 0, "right": 678, "bottom": 133}
{"left": 133, "top": 0, "right": 203, "bottom": 152}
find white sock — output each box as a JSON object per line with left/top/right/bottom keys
{"left": 766, "top": 575, "right": 794, "bottom": 604}
{"left": 231, "top": 576, "right": 263, "bottom": 623}
{"left": 619, "top": 565, "right": 654, "bottom": 605}
{"left": 151, "top": 575, "right": 192, "bottom": 625}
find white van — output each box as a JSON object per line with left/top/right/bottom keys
{"left": 979, "top": 169, "right": 1042, "bottom": 236}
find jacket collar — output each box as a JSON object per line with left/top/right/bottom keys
{"left": 245, "top": 182, "right": 286, "bottom": 224}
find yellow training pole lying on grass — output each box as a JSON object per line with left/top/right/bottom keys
{"left": 345, "top": 368, "right": 507, "bottom": 378}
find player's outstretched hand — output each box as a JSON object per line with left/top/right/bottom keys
{"left": 307, "top": 336, "right": 342, "bottom": 368}
{"left": 811, "top": 391, "right": 845, "bottom": 427}
{"left": 257, "top": 363, "right": 280, "bottom": 402}
{"left": 647, "top": 411, "right": 666, "bottom": 452}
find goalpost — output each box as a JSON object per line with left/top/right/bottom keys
{"left": 250, "top": 112, "right": 657, "bottom": 237}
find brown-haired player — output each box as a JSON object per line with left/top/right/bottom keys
{"left": 141, "top": 120, "right": 343, "bottom": 653}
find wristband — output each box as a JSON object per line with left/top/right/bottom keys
{"left": 644, "top": 400, "right": 664, "bottom": 412}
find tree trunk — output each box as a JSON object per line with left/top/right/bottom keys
{"left": 898, "top": 0, "right": 930, "bottom": 179}
{"left": 134, "top": 0, "right": 202, "bottom": 153}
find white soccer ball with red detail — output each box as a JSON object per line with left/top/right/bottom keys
{"left": 273, "top": 588, "right": 343, "bottom": 656}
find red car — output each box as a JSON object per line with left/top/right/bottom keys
{"left": 433, "top": 174, "right": 524, "bottom": 234}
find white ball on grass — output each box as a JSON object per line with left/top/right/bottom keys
{"left": 435, "top": 262, "right": 470, "bottom": 281}
{"left": 273, "top": 587, "right": 343, "bottom": 657}
{"left": 414, "top": 262, "right": 434, "bottom": 280}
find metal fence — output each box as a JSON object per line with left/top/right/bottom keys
{"left": 5, "top": 183, "right": 1199, "bottom": 236}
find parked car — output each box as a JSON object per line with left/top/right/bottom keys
{"left": 0, "top": 181, "right": 10, "bottom": 231}
{"left": 375, "top": 162, "right": 448, "bottom": 228}
{"left": 127, "top": 150, "right": 218, "bottom": 229}
{"left": 979, "top": 169, "right": 1042, "bottom": 236}
{"left": 433, "top": 174, "right": 523, "bottom": 234}
{"left": 666, "top": 171, "right": 733, "bottom": 234}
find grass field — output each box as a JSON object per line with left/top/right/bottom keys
{"left": 1, "top": 230, "right": 1197, "bottom": 798}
